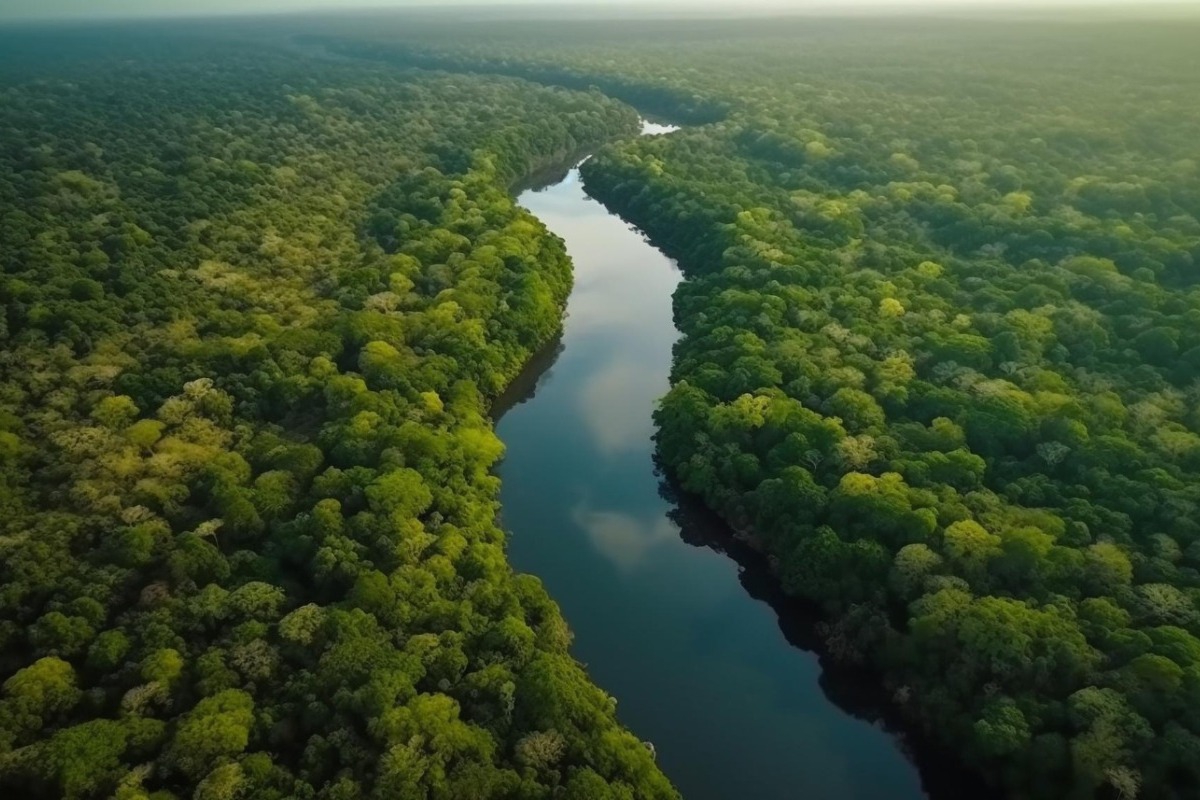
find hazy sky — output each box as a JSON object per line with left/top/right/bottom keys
{"left": 2, "top": 0, "right": 1197, "bottom": 21}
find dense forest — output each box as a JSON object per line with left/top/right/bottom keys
{"left": 0, "top": 27, "right": 678, "bottom": 800}
{"left": 5, "top": 10, "right": 1200, "bottom": 800}
{"left": 317, "top": 14, "right": 1200, "bottom": 800}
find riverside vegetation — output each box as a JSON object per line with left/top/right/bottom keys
{"left": 320, "top": 13, "right": 1200, "bottom": 800}
{"left": 0, "top": 26, "right": 677, "bottom": 800}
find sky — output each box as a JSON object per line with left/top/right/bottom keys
{"left": 1, "top": 0, "right": 1197, "bottom": 22}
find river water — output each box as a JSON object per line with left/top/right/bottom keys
{"left": 495, "top": 121, "right": 930, "bottom": 800}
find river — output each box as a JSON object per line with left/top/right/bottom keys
{"left": 495, "top": 120, "right": 931, "bottom": 800}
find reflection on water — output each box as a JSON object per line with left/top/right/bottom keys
{"left": 572, "top": 503, "right": 678, "bottom": 573}
{"left": 490, "top": 334, "right": 564, "bottom": 419}
{"left": 495, "top": 124, "right": 940, "bottom": 800}
{"left": 578, "top": 359, "right": 661, "bottom": 456}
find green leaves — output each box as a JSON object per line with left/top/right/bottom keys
{"left": 366, "top": 468, "right": 434, "bottom": 523}
{"left": 0, "top": 32, "right": 677, "bottom": 800}
{"left": 167, "top": 691, "right": 255, "bottom": 780}
{"left": 973, "top": 699, "right": 1031, "bottom": 759}
{"left": 561, "top": 16, "right": 1200, "bottom": 798}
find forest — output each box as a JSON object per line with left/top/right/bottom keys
{"left": 3, "top": 9, "right": 1200, "bottom": 800}
{"left": 316, "top": 12, "right": 1200, "bottom": 800}
{"left": 0, "top": 25, "right": 676, "bottom": 800}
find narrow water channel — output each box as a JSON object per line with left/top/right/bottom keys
{"left": 495, "top": 121, "right": 929, "bottom": 800}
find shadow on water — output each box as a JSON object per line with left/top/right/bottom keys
{"left": 658, "top": 473, "right": 999, "bottom": 800}
{"left": 490, "top": 333, "right": 566, "bottom": 422}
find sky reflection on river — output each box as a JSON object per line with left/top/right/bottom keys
{"left": 572, "top": 504, "right": 678, "bottom": 573}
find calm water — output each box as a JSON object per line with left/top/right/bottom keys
{"left": 495, "top": 122, "right": 929, "bottom": 800}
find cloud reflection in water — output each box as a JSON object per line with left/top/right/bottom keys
{"left": 572, "top": 503, "right": 679, "bottom": 573}
{"left": 577, "top": 358, "right": 661, "bottom": 456}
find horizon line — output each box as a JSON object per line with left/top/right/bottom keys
{"left": 2, "top": 1, "right": 1200, "bottom": 26}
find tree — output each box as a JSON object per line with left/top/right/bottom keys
{"left": 1, "top": 657, "right": 82, "bottom": 740}
{"left": 167, "top": 691, "right": 255, "bottom": 780}
{"left": 890, "top": 543, "right": 944, "bottom": 600}
{"left": 942, "top": 520, "right": 1001, "bottom": 584}
{"left": 194, "top": 763, "right": 246, "bottom": 800}
{"left": 973, "top": 698, "right": 1031, "bottom": 759}
{"left": 365, "top": 468, "right": 434, "bottom": 523}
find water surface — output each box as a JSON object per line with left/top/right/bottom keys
{"left": 496, "top": 122, "right": 930, "bottom": 800}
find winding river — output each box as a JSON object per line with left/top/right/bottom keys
{"left": 496, "top": 121, "right": 930, "bottom": 800}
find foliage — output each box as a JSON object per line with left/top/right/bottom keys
{"left": 0, "top": 26, "right": 674, "bottom": 800}
{"left": 333, "top": 13, "right": 1200, "bottom": 799}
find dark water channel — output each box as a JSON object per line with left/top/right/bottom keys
{"left": 495, "top": 121, "right": 934, "bottom": 800}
